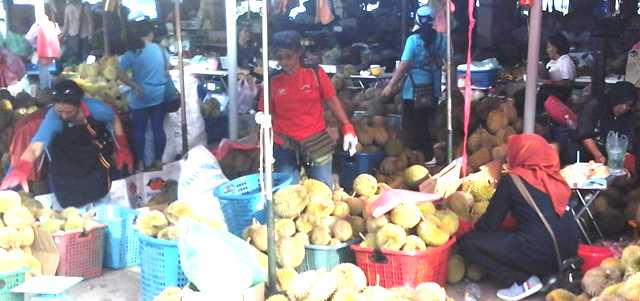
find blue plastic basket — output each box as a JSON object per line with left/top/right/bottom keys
{"left": 139, "top": 232, "right": 188, "bottom": 301}
{"left": 213, "top": 173, "right": 293, "bottom": 236}
{"left": 456, "top": 69, "right": 499, "bottom": 88}
{"left": 337, "top": 151, "right": 385, "bottom": 192}
{"left": 94, "top": 205, "right": 140, "bottom": 269}
{"left": 0, "top": 269, "right": 25, "bottom": 301}
{"left": 296, "top": 239, "right": 360, "bottom": 273}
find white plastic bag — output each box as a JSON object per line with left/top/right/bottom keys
{"left": 177, "top": 145, "right": 227, "bottom": 229}
{"left": 178, "top": 219, "right": 265, "bottom": 298}
{"left": 237, "top": 77, "right": 258, "bottom": 114}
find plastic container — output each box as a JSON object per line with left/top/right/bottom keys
{"left": 139, "top": 232, "right": 188, "bottom": 301}
{"left": 456, "top": 69, "right": 499, "bottom": 88}
{"left": 578, "top": 244, "right": 614, "bottom": 273}
{"left": 0, "top": 269, "right": 25, "bottom": 301}
{"left": 94, "top": 205, "right": 140, "bottom": 269}
{"left": 214, "top": 173, "right": 293, "bottom": 236}
{"left": 53, "top": 226, "right": 106, "bottom": 278}
{"left": 337, "top": 151, "right": 385, "bottom": 192}
{"left": 351, "top": 237, "right": 456, "bottom": 288}
{"left": 296, "top": 240, "right": 360, "bottom": 273}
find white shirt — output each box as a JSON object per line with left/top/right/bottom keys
{"left": 546, "top": 54, "right": 576, "bottom": 81}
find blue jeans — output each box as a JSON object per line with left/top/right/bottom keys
{"left": 274, "top": 145, "right": 333, "bottom": 187}
{"left": 131, "top": 104, "right": 166, "bottom": 165}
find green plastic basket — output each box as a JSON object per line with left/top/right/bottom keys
{"left": 0, "top": 269, "right": 25, "bottom": 301}
{"left": 296, "top": 239, "right": 359, "bottom": 272}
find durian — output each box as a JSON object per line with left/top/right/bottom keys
{"left": 153, "top": 287, "right": 182, "bottom": 301}
{"left": 18, "top": 227, "right": 35, "bottom": 247}
{"left": 266, "top": 295, "right": 290, "bottom": 301}
{"left": 333, "top": 201, "right": 351, "bottom": 219}
{"left": 305, "top": 197, "right": 335, "bottom": 219}
{"left": 40, "top": 219, "right": 64, "bottom": 234}
{"left": 331, "top": 263, "right": 367, "bottom": 293}
{"left": 402, "top": 235, "right": 427, "bottom": 252}
{"left": 619, "top": 272, "right": 640, "bottom": 301}
{"left": 306, "top": 270, "right": 339, "bottom": 301}
{"left": 0, "top": 190, "right": 21, "bottom": 213}
{"left": 365, "top": 215, "right": 388, "bottom": 233}
{"left": 412, "top": 282, "right": 447, "bottom": 301}
{"left": 390, "top": 203, "right": 421, "bottom": 229}
{"left": 376, "top": 223, "right": 407, "bottom": 251}
{"left": 346, "top": 196, "right": 364, "bottom": 216}
{"left": 466, "top": 264, "right": 486, "bottom": 281}
{"left": 0, "top": 226, "right": 19, "bottom": 249}
{"left": 303, "top": 179, "right": 333, "bottom": 201}
{"left": 292, "top": 232, "right": 310, "bottom": 246}
{"left": 310, "top": 226, "right": 332, "bottom": 246}
{"left": 353, "top": 174, "right": 378, "bottom": 197}
{"left": 165, "top": 200, "right": 193, "bottom": 224}
{"left": 359, "top": 233, "right": 377, "bottom": 248}
{"left": 276, "top": 236, "right": 305, "bottom": 268}
{"left": 582, "top": 267, "right": 622, "bottom": 297}
{"left": 275, "top": 218, "right": 296, "bottom": 239}
{"left": 332, "top": 219, "right": 353, "bottom": 242}
{"left": 244, "top": 220, "right": 268, "bottom": 252}
{"left": 446, "top": 191, "right": 474, "bottom": 221}
{"left": 470, "top": 201, "right": 490, "bottom": 222}
{"left": 404, "top": 165, "right": 430, "bottom": 187}
{"left": 468, "top": 180, "right": 495, "bottom": 203}
{"left": 295, "top": 214, "right": 315, "bottom": 234}
{"left": 435, "top": 209, "right": 460, "bottom": 235}
{"left": 4, "top": 207, "right": 35, "bottom": 229}
{"left": 349, "top": 216, "right": 366, "bottom": 237}
{"left": 417, "top": 219, "right": 449, "bottom": 247}
{"left": 546, "top": 288, "right": 576, "bottom": 301}
{"left": 137, "top": 210, "right": 169, "bottom": 237}
{"left": 61, "top": 207, "right": 81, "bottom": 219}
{"left": 157, "top": 226, "right": 179, "bottom": 240}
{"left": 276, "top": 268, "right": 298, "bottom": 292}
{"left": 418, "top": 202, "right": 437, "bottom": 217}
{"left": 64, "top": 215, "right": 85, "bottom": 232}
{"left": 447, "top": 254, "right": 465, "bottom": 284}
{"left": 274, "top": 185, "right": 308, "bottom": 218}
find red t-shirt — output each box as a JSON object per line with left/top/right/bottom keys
{"left": 258, "top": 67, "right": 336, "bottom": 142}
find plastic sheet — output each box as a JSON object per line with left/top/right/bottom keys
{"left": 0, "top": 49, "right": 26, "bottom": 87}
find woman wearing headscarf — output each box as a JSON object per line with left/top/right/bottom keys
{"left": 459, "top": 134, "right": 579, "bottom": 301}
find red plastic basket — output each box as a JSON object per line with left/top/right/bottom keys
{"left": 351, "top": 236, "right": 456, "bottom": 288}
{"left": 578, "top": 244, "right": 614, "bottom": 273}
{"left": 53, "top": 225, "right": 106, "bottom": 278}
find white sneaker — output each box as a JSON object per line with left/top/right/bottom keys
{"left": 496, "top": 276, "right": 543, "bottom": 301}
{"left": 425, "top": 157, "right": 438, "bottom": 166}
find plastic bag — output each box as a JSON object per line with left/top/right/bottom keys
{"left": 0, "top": 49, "right": 26, "bottom": 87}
{"left": 178, "top": 219, "right": 266, "bottom": 298}
{"left": 0, "top": 31, "right": 33, "bottom": 58}
{"left": 36, "top": 21, "right": 61, "bottom": 60}
{"left": 237, "top": 77, "right": 257, "bottom": 114}
{"left": 544, "top": 95, "right": 577, "bottom": 128}
{"left": 8, "top": 108, "right": 47, "bottom": 180}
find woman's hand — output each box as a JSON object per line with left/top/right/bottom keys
{"left": 382, "top": 84, "right": 396, "bottom": 97}
{"left": 595, "top": 155, "right": 606, "bottom": 164}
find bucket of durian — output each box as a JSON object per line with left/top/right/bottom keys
{"left": 53, "top": 224, "right": 106, "bottom": 279}
{"left": 0, "top": 269, "right": 26, "bottom": 301}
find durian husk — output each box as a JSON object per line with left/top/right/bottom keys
{"left": 376, "top": 223, "right": 407, "bottom": 251}
{"left": 446, "top": 254, "right": 465, "bottom": 285}
{"left": 546, "top": 288, "right": 576, "bottom": 301}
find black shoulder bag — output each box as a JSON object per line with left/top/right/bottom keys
{"left": 510, "top": 174, "right": 583, "bottom": 294}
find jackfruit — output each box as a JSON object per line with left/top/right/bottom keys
{"left": 275, "top": 218, "right": 296, "bottom": 239}
{"left": 295, "top": 214, "right": 315, "bottom": 234}
{"left": 244, "top": 220, "right": 268, "bottom": 252}
{"left": 332, "top": 219, "right": 353, "bottom": 242}
{"left": 546, "top": 289, "right": 577, "bottom": 301}
{"left": 404, "top": 165, "right": 430, "bottom": 187}
{"left": 0, "top": 226, "right": 19, "bottom": 249}
{"left": 333, "top": 201, "right": 350, "bottom": 219}
{"left": 310, "top": 225, "right": 332, "bottom": 246}
{"left": 4, "top": 207, "right": 35, "bottom": 229}
{"left": 349, "top": 216, "right": 366, "bottom": 236}
{"left": 165, "top": 200, "right": 193, "bottom": 224}
{"left": 276, "top": 236, "right": 305, "bottom": 268}
{"left": 447, "top": 254, "right": 465, "bottom": 284}
{"left": 332, "top": 263, "right": 367, "bottom": 293}
{"left": 435, "top": 210, "right": 460, "bottom": 235}
{"left": 137, "top": 210, "right": 169, "bottom": 237}
{"left": 276, "top": 268, "right": 298, "bottom": 292}
{"left": 417, "top": 219, "right": 449, "bottom": 247}
{"left": 0, "top": 190, "right": 21, "bottom": 213}
{"left": 274, "top": 185, "right": 308, "bottom": 218}
{"left": 402, "top": 235, "right": 427, "bottom": 252}
{"left": 390, "top": 203, "right": 421, "bottom": 229}
{"left": 157, "top": 226, "right": 179, "bottom": 240}
{"left": 353, "top": 174, "right": 378, "bottom": 197}
{"left": 40, "top": 218, "right": 64, "bottom": 234}
{"left": 376, "top": 223, "right": 406, "bottom": 251}
{"left": 63, "top": 215, "right": 85, "bottom": 232}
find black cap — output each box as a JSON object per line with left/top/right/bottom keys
{"left": 271, "top": 31, "right": 302, "bottom": 51}
{"left": 51, "top": 79, "right": 84, "bottom": 106}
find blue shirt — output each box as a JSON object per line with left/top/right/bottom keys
{"left": 32, "top": 98, "right": 115, "bottom": 148}
{"left": 400, "top": 33, "right": 446, "bottom": 101}
{"left": 119, "top": 43, "right": 168, "bottom": 109}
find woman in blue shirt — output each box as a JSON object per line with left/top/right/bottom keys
{"left": 117, "top": 20, "right": 168, "bottom": 170}
{"left": 382, "top": 5, "right": 446, "bottom": 164}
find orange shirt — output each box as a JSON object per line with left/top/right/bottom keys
{"left": 259, "top": 67, "right": 336, "bottom": 142}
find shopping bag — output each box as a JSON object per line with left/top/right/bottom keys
{"left": 8, "top": 108, "right": 47, "bottom": 180}
{"left": 544, "top": 95, "right": 577, "bottom": 128}
{"left": 626, "top": 49, "right": 640, "bottom": 87}
{"left": 0, "top": 48, "right": 26, "bottom": 87}
{"left": 36, "top": 21, "right": 61, "bottom": 60}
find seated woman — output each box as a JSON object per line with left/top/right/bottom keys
{"left": 459, "top": 134, "right": 579, "bottom": 301}
{"left": 561, "top": 81, "right": 637, "bottom": 165}
{"left": 539, "top": 34, "right": 576, "bottom": 104}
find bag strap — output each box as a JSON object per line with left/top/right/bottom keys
{"left": 510, "top": 174, "right": 564, "bottom": 271}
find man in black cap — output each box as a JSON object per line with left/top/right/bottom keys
{"left": 1, "top": 79, "right": 133, "bottom": 208}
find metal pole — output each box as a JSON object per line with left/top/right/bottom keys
{"left": 446, "top": 0, "right": 453, "bottom": 163}
{"left": 522, "top": 0, "right": 542, "bottom": 134}
{"left": 174, "top": 0, "right": 188, "bottom": 153}
{"left": 227, "top": 0, "right": 239, "bottom": 140}
{"left": 102, "top": 0, "right": 112, "bottom": 56}
{"left": 401, "top": 0, "right": 408, "bottom": 48}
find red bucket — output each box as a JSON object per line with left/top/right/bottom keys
{"left": 578, "top": 244, "right": 614, "bottom": 273}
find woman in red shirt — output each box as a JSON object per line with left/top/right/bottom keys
{"left": 259, "top": 31, "right": 357, "bottom": 187}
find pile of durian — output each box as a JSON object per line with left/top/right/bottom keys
{"left": 37, "top": 206, "right": 102, "bottom": 235}
{"left": 65, "top": 56, "right": 128, "bottom": 112}
{"left": 136, "top": 200, "right": 224, "bottom": 241}
{"left": 0, "top": 190, "right": 45, "bottom": 277}
{"left": 546, "top": 243, "right": 640, "bottom": 301}
{"left": 351, "top": 174, "right": 459, "bottom": 252}
{"left": 444, "top": 177, "right": 497, "bottom": 223}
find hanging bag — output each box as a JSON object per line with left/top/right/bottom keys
{"left": 162, "top": 49, "right": 181, "bottom": 113}
{"left": 510, "top": 174, "right": 583, "bottom": 294}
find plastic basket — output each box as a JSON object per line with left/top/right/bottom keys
{"left": 456, "top": 218, "right": 475, "bottom": 239}
{"left": 456, "top": 69, "right": 499, "bottom": 88}
{"left": 53, "top": 225, "right": 106, "bottom": 278}
{"left": 213, "top": 173, "right": 293, "bottom": 236}
{"left": 0, "top": 269, "right": 25, "bottom": 301}
{"left": 578, "top": 244, "right": 614, "bottom": 273}
{"left": 94, "top": 205, "right": 140, "bottom": 269}
{"left": 139, "top": 231, "right": 188, "bottom": 301}
{"left": 337, "top": 151, "right": 385, "bottom": 192}
{"left": 296, "top": 240, "right": 360, "bottom": 273}
{"left": 351, "top": 236, "right": 456, "bottom": 288}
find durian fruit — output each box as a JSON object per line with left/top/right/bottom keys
{"left": 295, "top": 214, "right": 315, "bottom": 234}
{"left": 276, "top": 268, "right": 298, "bottom": 292}
{"left": 333, "top": 201, "right": 351, "bottom": 219}
{"left": 40, "top": 218, "right": 64, "bottom": 234}
{"left": 331, "top": 289, "right": 363, "bottom": 301}
{"left": 305, "top": 197, "right": 335, "bottom": 219}
{"left": 4, "top": 207, "right": 35, "bottom": 229}
{"left": 165, "top": 200, "right": 193, "bottom": 224}
{"left": 446, "top": 191, "right": 474, "bottom": 221}
{"left": 332, "top": 219, "right": 353, "bottom": 242}
{"left": 412, "top": 282, "right": 447, "bottom": 301}
{"left": 546, "top": 288, "right": 577, "bottom": 301}
{"left": 360, "top": 286, "right": 395, "bottom": 301}
{"left": 390, "top": 203, "right": 421, "bottom": 229}
{"left": 582, "top": 267, "right": 623, "bottom": 297}
{"left": 266, "top": 294, "right": 290, "bottom": 301}
{"left": 293, "top": 232, "right": 310, "bottom": 246}
{"left": 468, "top": 180, "right": 496, "bottom": 203}
{"left": 376, "top": 224, "right": 407, "bottom": 251}
{"left": 303, "top": 179, "right": 333, "bottom": 200}
{"left": 18, "top": 227, "right": 35, "bottom": 247}
{"left": 274, "top": 185, "right": 309, "bottom": 218}
{"left": 468, "top": 148, "right": 492, "bottom": 171}
{"left": 346, "top": 196, "right": 364, "bottom": 216}
{"left": 447, "top": 254, "right": 465, "bottom": 284}
{"left": 244, "top": 220, "right": 268, "bottom": 252}
{"left": 287, "top": 270, "right": 319, "bottom": 300}
{"left": 64, "top": 215, "right": 85, "bottom": 232}
{"left": 626, "top": 255, "right": 640, "bottom": 276}
{"left": 575, "top": 294, "right": 590, "bottom": 301}
{"left": 157, "top": 226, "right": 179, "bottom": 240}
{"left": 61, "top": 207, "right": 81, "bottom": 219}
{"left": 404, "top": 165, "right": 430, "bottom": 187}
{"left": 600, "top": 258, "right": 624, "bottom": 273}
{"left": 353, "top": 174, "right": 378, "bottom": 197}
{"left": 24, "top": 253, "right": 42, "bottom": 276}
{"left": 402, "top": 235, "right": 427, "bottom": 252}
{"left": 470, "top": 201, "right": 490, "bottom": 222}
{"left": 418, "top": 202, "right": 437, "bottom": 217}
{"left": 435, "top": 210, "right": 460, "bottom": 236}
{"left": 137, "top": 210, "right": 169, "bottom": 237}
{"left": 349, "top": 216, "right": 366, "bottom": 236}
{"left": 599, "top": 283, "right": 624, "bottom": 297}
{"left": 315, "top": 216, "right": 337, "bottom": 229}
{"left": 306, "top": 270, "right": 339, "bottom": 301}
{"left": 0, "top": 190, "right": 21, "bottom": 213}
{"left": 417, "top": 218, "right": 449, "bottom": 247}
{"left": 466, "top": 264, "right": 486, "bottom": 281}
{"left": 275, "top": 218, "right": 296, "bottom": 239}
{"left": 359, "top": 233, "right": 377, "bottom": 248}
{"left": 0, "top": 248, "right": 26, "bottom": 273}
{"left": 0, "top": 226, "right": 19, "bottom": 249}
{"left": 276, "top": 236, "right": 305, "bottom": 268}
{"left": 310, "top": 225, "right": 332, "bottom": 246}
{"left": 333, "top": 188, "right": 350, "bottom": 203}
{"left": 621, "top": 245, "right": 640, "bottom": 267}
{"left": 153, "top": 287, "right": 182, "bottom": 301}
{"left": 487, "top": 110, "right": 509, "bottom": 134}
{"left": 619, "top": 272, "right": 640, "bottom": 301}
{"left": 365, "top": 215, "right": 388, "bottom": 233}
{"left": 332, "top": 263, "right": 367, "bottom": 293}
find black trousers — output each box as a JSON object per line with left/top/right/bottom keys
{"left": 402, "top": 101, "right": 434, "bottom": 161}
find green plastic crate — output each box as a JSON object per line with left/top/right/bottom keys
{"left": 0, "top": 269, "right": 25, "bottom": 301}
{"left": 296, "top": 240, "right": 359, "bottom": 272}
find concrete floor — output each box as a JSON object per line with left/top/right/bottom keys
{"left": 66, "top": 269, "right": 546, "bottom": 301}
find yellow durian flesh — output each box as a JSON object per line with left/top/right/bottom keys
{"left": 157, "top": 226, "right": 180, "bottom": 240}
{"left": 353, "top": 174, "right": 378, "bottom": 197}
{"left": 4, "top": 207, "right": 35, "bottom": 229}
{"left": 244, "top": 220, "right": 268, "bottom": 252}
{"left": 305, "top": 198, "right": 335, "bottom": 219}
{"left": 274, "top": 184, "right": 308, "bottom": 218}
{"left": 276, "top": 236, "right": 305, "bottom": 268}
{"left": 389, "top": 203, "right": 421, "bottom": 229}
{"left": 310, "top": 226, "right": 332, "bottom": 246}
{"left": 331, "top": 263, "right": 367, "bottom": 293}
{"left": 275, "top": 218, "right": 296, "bottom": 239}
{"left": 333, "top": 201, "right": 351, "bottom": 219}
{"left": 0, "top": 226, "right": 20, "bottom": 249}
{"left": 276, "top": 268, "right": 298, "bottom": 292}
{"left": 295, "top": 214, "right": 315, "bottom": 234}
{"left": 18, "top": 227, "right": 35, "bottom": 247}
{"left": 332, "top": 219, "right": 354, "bottom": 242}
{"left": 165, "top": 200, "right": 193, "bottom": 224}
{"left": 402, "top": 235, "right": 427, "bottom": 252}
{"left": 376, "top": 223, "right": 407, "bottom": 251}
{"left": 137, "top": 210, "right": 169, "bottom": 237}
{"left": 417, "top": 219, "right": 450, "bottom": 247}
{"left": 40, "top": 219, "right": 64, "bottom": 234}
{"left": 417, "top": 201, "right": 436, "bottom": 217}
{"left": 435, "top": 209, "right": 460, "bottom": 235}
{"left": 0, "top": 190, "right": 21, "bottom": 213}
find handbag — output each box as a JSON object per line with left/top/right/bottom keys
{"left": 162, "top": 50, "right": 181, "bottom": 113}
{"left": 408, "top": 72, "right": 435, "bottom": 109}
{"left": 510, "top": 174, "right": 583, "bottom": 294}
